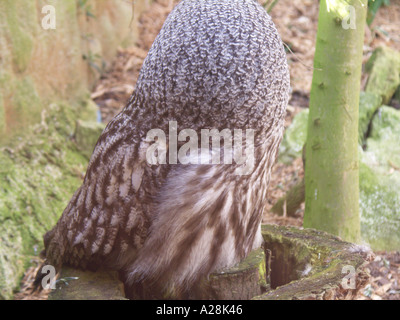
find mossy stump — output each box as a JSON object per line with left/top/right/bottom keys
{"left": 48, "top": 225, "right": 371, "bottom": 300}
{"left": 48, "top": 248, "right": 267, "bottom": 300}
{"left": 256, "top": 225, "right": 371, "bottom": 300}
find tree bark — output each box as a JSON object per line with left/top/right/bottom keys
{"left": 303, "top": 0, "right": 367, "bottom": 242}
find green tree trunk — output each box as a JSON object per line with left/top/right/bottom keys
{"left": 303, "top": 0, "right": 367, "bottom": 243}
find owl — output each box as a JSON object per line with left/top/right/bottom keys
{"left": 35, "top": 0, "right": 290, "bottom": 299}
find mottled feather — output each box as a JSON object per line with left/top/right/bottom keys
{"left": 35, "top": 0, "right": 290, "bottom": 299}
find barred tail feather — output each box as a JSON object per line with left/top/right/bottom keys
{"left": 124, "top": 159, "right": 254, "bottom": 299}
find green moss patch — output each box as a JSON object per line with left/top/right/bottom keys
{"left": 278, "top": 109, "right": 309, "bottom": 164}
{"left": 0, "top": 99, "right": 101, "bottom": 299}
{"left": 254, "top": 225, "right": 370, "bottom": 300}
{"left": 365, "top": 46, "right": 400, "bottom": 105}
{"left": 358, "top": 92, "right": 382, "bottom": 145}
{"left": 359, "top": 106, "right": 400, "bottom": 250}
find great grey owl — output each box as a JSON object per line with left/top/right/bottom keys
{"left": 35, "top": 0, "right": 290, "bottom": 299}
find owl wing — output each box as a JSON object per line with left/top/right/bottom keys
{"left": 43, "top": 112, "right": 151, "bottom": 272}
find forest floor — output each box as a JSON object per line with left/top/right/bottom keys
{"left": 15, "top": 0, "right": 400, "bottom": 300}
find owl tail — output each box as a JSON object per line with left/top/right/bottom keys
{"left": 125, "top": 155, "right": 241, "bottom": 299}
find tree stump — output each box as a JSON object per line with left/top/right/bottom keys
{"left": 48, "top": 248, "right": 267, "bottom": 300}
{"left": 48, "top": 225, "right": 371, "bottom": 300}
{"left": 256, "top": 225, "right": 372, "bottom": 300}
{"left": 195, "top": 248, "right": 268, "bottom": 300}
{"left": 48, "top": 267, "right": 125, "bottom": 300}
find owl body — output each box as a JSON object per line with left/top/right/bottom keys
{"left": 37, "top": 0, "right": 290, "bottom": 299}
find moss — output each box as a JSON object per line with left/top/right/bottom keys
{"left": 75, "top": 120, "right": 105, "bottom": 160}
{"left": 257, "top": 254, "right": 268, "bottom": 289}
{"left": 365, "top": 46, "right": 400, "bottom": 105}
{"left": 255, "top": 225, "right": 369, "bottom": 300}
{"left": 261, "top": 225, "right": 336, "bottom": 288}
{"left": 370, "top": 105, "right": 400, "bottom": 138}
{"left": 78, "top": 98, "right": 100, "bottom": 123}
{"left": 278, "top": 109, "right": 309, "bottom": 164}
{"left": 0, "top": 220, "right": 24, "bottom": 299}
{"left": 359, "top": 105, "right": 400, "bottom": 250}
{"left": 358, "top": 160, "right": 379, "bottom": 194}
{"left": 359, "top": 158, "right": 400, "bottom": 251}
{"left": 364, "top": 106, "right": 400, "bottom": 174}
{"left": 358, "top": 92, "right": 382, "bottom": 144}
{"left": 0, "top": 100, "right": 96, "bottom": 299}
{"left": 217, "top": 248, "right": 265, "bottom": 275}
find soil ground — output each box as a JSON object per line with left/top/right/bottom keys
{"left": 14, "top": 0, "right": 400, "bottom": 300}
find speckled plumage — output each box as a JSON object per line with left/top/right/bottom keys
{"left": 36, "top": 0, "right": 290, "bottom": 299}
